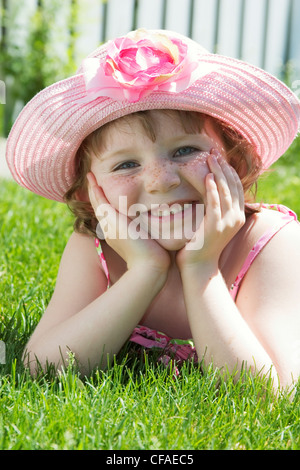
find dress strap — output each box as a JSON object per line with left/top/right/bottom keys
{"left": 95, "top": 238, "right": 111, "bottom": 288}
{"left": 230, "top": 204, "right": 298, "bottom": 300}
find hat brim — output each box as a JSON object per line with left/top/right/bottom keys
{"left": 6, "top": 32, "right": 300, "bottom": 202}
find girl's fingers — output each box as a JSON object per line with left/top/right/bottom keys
{"left": 87, "top": 172, "right": 116, "bottom": 222}
{"left": 229, "top": 166, "right": 244, "bottom": 211}
{"left": 207, "top": 152, "right": 232, "bottom": 213}
{"left": 87, "top": 172, "right": 106, "bottom": 207}
{"left": 208, "top": 150, "right": 244, "bottom": 214}
{"left": 205, "top": 172, "right": 222, "bottom": 223}
{"left": 219, "top": 160, "right": 241, "bottom": 209}
{"left": 86, "top": 172, "right": 118, "bottom": 239}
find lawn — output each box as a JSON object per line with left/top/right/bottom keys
{"left": 0, "top": 137, "right": 300, "bottom": 451}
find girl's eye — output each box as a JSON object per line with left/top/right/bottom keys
{"left": 174, "top": 147, "right": 198, "bottom": 157}
{"left": 113, "top": 161, "right": 139, "bottom": 171}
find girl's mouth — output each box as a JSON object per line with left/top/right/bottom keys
{"left": 136, "top": 200, "right": 204, "bottom": 241}
{"left": 149, "top": 201, "right": 195, "bottom": 218}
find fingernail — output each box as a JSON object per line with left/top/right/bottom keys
{"left": 210, "top": 148, "right": 219, "bottom": 156}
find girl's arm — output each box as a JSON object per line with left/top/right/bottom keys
{"left": 180, "top": 265, "right": 277, "bottom": 382}
{"left": 235, "top": 219, "right": 300, "bottom": 389}
{"left": 25, "top": 232, "right": 168, "bottom": 375}
{"left": 25, "top": 173, "right": 171, "bottom": 375}
{"left": 180, "top": 224, "right": 300, "bottom": 390}
{"left": 177, "top": 151, "right": 300, "bottom": 390}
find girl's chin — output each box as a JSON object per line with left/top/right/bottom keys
{"left": 154, "top": 237, "right": 188, "bottom": 251}
{"left": 134, "top": 202, "right": 204, "bottom": 251}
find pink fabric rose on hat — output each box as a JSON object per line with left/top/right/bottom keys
{"left": 82, "top": 29, "right": 203, "bottom": 103}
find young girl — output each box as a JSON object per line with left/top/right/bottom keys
{"left": 6, "top": 29, "right": 300, "bottom": 390}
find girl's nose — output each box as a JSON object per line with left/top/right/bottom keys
{"left": 143, "top": 161, "right": 181, "bottom": 194}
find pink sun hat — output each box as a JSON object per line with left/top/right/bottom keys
{"left": 5, "top": 28, "right": 300, "bottom": 203}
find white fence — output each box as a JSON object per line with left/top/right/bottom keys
{"left": 2, "top": 0, "right": 299, "bottom": 79}
{"left": 74, "top": 0, "right": 300, "bottom": 79}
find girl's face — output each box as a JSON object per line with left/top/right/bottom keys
{"left": 90, "top": 111, "right": 225, "bottom": 251}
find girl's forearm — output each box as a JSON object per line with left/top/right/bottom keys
{"left": 181, "top": 266, "right": 278, "bottom": 383}
{"left": 25, "top": 266, "right": 167, "bottom": 375}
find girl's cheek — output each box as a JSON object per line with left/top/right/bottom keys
{"left": 98, "top": 174, "right": 139, "bottom": 210}
{"left": 179, "top": 152, "right": 210, "bottom": 184}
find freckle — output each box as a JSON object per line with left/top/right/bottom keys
{"left": 179, "top": 154, "right": 208, "bottom": 169}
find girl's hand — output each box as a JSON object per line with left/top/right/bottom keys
{"left": 176, "top": 149, "right": 245, "bottom": 272}
{"left": 87, "top": 172, "right": 170, "bottom": 274}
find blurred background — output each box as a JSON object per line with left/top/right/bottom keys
{"left": 0, "top": 0, "right": 300, "bottom": 138}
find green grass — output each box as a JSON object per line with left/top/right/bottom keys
{"left": 0, "top": 137, "right": 300, "bottom": 450}
{"left": 256, "top": 136, "right": 300, "bottom": 217}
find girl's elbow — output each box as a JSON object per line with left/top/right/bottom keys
{"left": 22, "top": 340, "right": 62, "bottom": 377}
